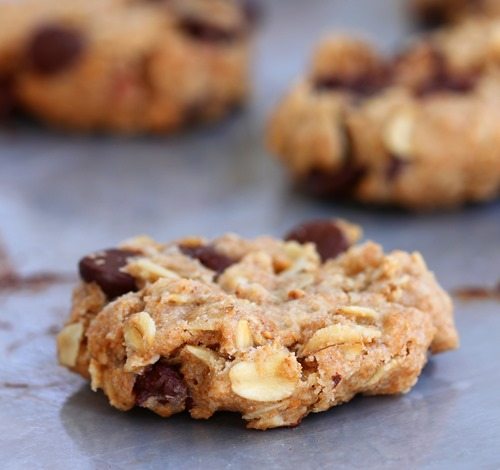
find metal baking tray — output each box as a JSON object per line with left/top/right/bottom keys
{"left": 1, "top": 0, "right": 499, "bottom": 467}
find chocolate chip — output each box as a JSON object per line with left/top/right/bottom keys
{"left": 417, "top": 71, "right": 478, "bottom": 96}
{"left": 315, "top": 72, "right": 388, "bottom": 96}
{"left": 414, "top": 4, "right": 449, "bottom": 28}
{"left": 414, "top": 48, "right": 479, "bottom": 97}
{"left": 299, "top": 123, "right": 366, "bottom": 198}
{"left": 0, "top": 76, "right": 15, "bottom": 122}
{"left": 180, "top": 18, "right": 241, "bottom": 43}
{"left": 180, "top": 244, "right": 236, "bottom": 275}
{"left": 414, "top": 0, "right": 483, "bottom": 28}
{"left": 285, "top": 220, "right": 349, "bottom": 262}
{"left": 78, "top": 249, "right": 138, "bottom": 299}
{"left": 332, "top": 373, "right": 342, "bottom": 388}
{"left": 386, "top": 156, "right": 408, "bottom": 182}
{"left": 27, "top": 25, "right": 85, "bottom": 75}
{"left": 133, "top": 361, "right": 188, "bottom": 407}
{"left": 300, "top": 164, "right": 366, "bottom": 199}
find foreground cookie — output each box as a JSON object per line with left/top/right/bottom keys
{"left": 411, "top": 0, "right": 500, "bottom": 27}
{"left": 57, "top": 220, "right": 458, "bottom": 429}
{"left": 268, "top": 19, "right": 500, "bottom": 209}
{"left": 0, "top": 0, "right": 255, "bottom": 132}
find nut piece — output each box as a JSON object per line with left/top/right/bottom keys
{"left": 235, "top": 319, "right": 254, "bottom": 350}
{"left": 164, "top": 293, "right": 191, "bottom": 305}
{"left": 88, "top": 359, "right": 103, "bottom": 391}
{"left": 184, "top": 345, "right": 224, "bottom": 370}
{"left": 124, "top": 311, "right": 156, "bottom": 353}
{"left": 383, "top": 111, "right": 415, "bottom": 160}
{"left": 57, "top": 323, "right": 84, "bottom": 367}
{"left": 301, "top": 323, "right": 381, "bottom": 356}
{"left": 281, "top": 241, "right": 319, "bottom": 274}
{"left": 337, "top": 305, "right": 379, "bottom": 321}
{"left": 127, "top": 258, "right": 179, "bottom": 282}
{"left": 364, "top": 358, "right": 401, "bottom": 388}
{"left": 229, "top": 350, "right": 298, "bottom": 402}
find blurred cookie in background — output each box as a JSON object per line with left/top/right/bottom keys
{"left": 267, "top": 19, "right": 500, "bottom": 210}
{"left": 0, "top": 0, "right": 258, "bottom": 133}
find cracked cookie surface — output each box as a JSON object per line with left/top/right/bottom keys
{"left": 268, "top": 19, "right": 500, "bottom": 210}
{"left": 57, "top": 219, "right": 458, "bottom": 429}
{"left": 0, "top": 0, "right": 254, "bottom": 132}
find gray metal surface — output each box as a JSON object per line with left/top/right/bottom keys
{"left": 1, "top": 1, "right": 499, "bottom": 468}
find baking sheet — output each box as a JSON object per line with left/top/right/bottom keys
{"left": 1, "top": 1, "right": 499, "bottom": 468}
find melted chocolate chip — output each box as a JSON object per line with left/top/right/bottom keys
{"left": 180, "top": 244, "right": 236, "bottom": 275}
{"left": 386, "top": 156, "right": 408, "bottom": 182}
{"left": 133, "top": 361, "right": 188, "bottom": 406}
{"left": 285, "top": 220, "right": 349, "bottom": 262}
{"left": 27, "top": 25, "right": 85, "bottom": 75}
{"left": 180, "top": 18, "right": 241, "bottom": 43}
{"left": 0, "top": 76, "right": 15, "bottom": 121}
{"left": 78, "top": 249, "right": 138, "bottom": 299}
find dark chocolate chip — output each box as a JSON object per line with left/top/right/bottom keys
{"left": 386, "top": 156, "right": 408, "bottom": 182}
{"left": 180, "top": 244, "right": 236, "bottom": 275}
{"left": 0, "top": 76, "right": 15, "bottom": 121}
{"left": 415, "top": 0, "right": 484, "bottom": 28}
{"left": 416, "top": 71, "right": 478, "bottom": 96}
{"left": 300, "top": 164, "right": 366, "bottom": 199}
{"left": 285, "top": 220, "right": 349, "bottom": 262}
{"left": 133, "top": 361, "right": 188, "bottom": 407}
{"left": 299, "top": 123, "right": 366, "bottom": 198}
{"left": 180, "top": 17, "right": 240, "bottom": 43}
{"left": 27, "top": 25, "right": 85, "bottom": 75}
{"left": 78, "top": 249, "right": 138, "bottom": 300}
{"left": 315, "top": 72, "right": 388, "bottom": 96}
{"left": 332, "top": 373, "right": 342, "bottom": 388}
{"left": 414, "top": 48, "right": 479, "bottom": 97}
{"left": 415, "top": 4, "right": 449, "bottom": 28}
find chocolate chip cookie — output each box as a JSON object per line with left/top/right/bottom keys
{"left": 0, "top": 0, "right": 255, "bottom": 132}
{"left": 57, "top": 219, "right": 458, "bottom": 429}
{"left": 411, "top": 0, "right": 500, "bottom": 27}
{"left": 268, "top": 19, "right": 500, "bottom": 210}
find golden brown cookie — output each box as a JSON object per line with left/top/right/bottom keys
{"left": 268, "top": 20, "right": 500, "bottom": 210}
{"left": 57, "top": 220, "right": 458, "bottom": 429}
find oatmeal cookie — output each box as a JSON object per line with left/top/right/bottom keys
{"left": 268, "top": 20, "right": 500, "bottom": 209}
{"left": 411, "top": 0, "right": 500, "bottom": 27}
{"left": 0, "top": 0, "right": 256, "bottom": 132}
{"left": 57, "top": 219, "right": 458, "bottom": 429}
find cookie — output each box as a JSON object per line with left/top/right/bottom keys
{"left": 0, "top": 0, "right": 255, "bottom": 132}
{"left": 57, "top": 219, "right": 458, "bottom": 429}
{"left": 411, "top": 0, "right": 500, "bottom": 27}
{"left": 268, "top": 20, "right": 500, "bottom": 210}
